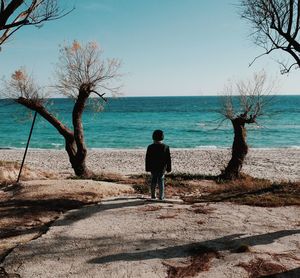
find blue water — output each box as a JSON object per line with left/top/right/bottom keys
{"left": 0, "top": 96, "right": 299, "bottom": 149}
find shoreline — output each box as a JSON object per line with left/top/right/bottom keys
{"left": 0, "top": 148, "right": 299, "bottom": 182}
{"left": 1, "top": 146, "right": 300, "bottom": 151}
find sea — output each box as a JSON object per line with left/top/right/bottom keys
{"left": 0, "top": 96, "right": 299, "bottom": 150}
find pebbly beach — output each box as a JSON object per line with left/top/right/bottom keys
{"left": 0, "top": 147, "right": 299, "bottom": 182}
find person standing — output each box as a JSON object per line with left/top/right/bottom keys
{"left": 145, "top": 130, "right": 171, "bottom": 200}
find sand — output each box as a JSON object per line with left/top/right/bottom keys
{"left": 0, "top": 148, "right": 299, "bottom": 181}
{"left": 2, "top": 198, "right": 300, "bottom": 277}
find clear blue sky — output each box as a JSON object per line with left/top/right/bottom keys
{"left": 0, "top": 0, "right": 299, "bottom": 96}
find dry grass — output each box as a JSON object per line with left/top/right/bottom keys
{"left": 237, "top": 258, "right": 286, "bottom": 278}
{"left": 0, "top": 160, "right": 56, "bottom": 184}
{"left": 90, "top": 172, "right": 300, "bottom": 207}
{"left": 0, "top": 161, "right": 19, "bottom": 167}
{"left": 164, "top": 245, "right": 220, "bottom": 278}
{"left": 166, "top": 173, "right": 217, "bottom": 182}
{"left": 0, "top": 180, "right": 10, "bottom": 188}
{"left": 269, "top": 252, "right": 300, "bottom": 263}
{"left": 5, "top": 167, "right": 299, "bottom": 208}
{"left": 131, "top": 183, "right": 149, "bottom": 194}
{"left": 157, "top": 214, "right": 177, "bottom": 219}
{"left": 140, "top": 205, "right": 162, "bottom": 212}
{"left": 0, "top": 160, "right": 21, "bottom": 184}
{"left": 80, "top": 173, "right": 151, "bottom": 194}
{"left": 183, "top": 175, "right": 300, "bottom": 207}
{"left": 197, "top": 220, "right": 205, "bottom": 225}
{"left": 108, "top": 172, "right": 216, "bottom": 197}
{"left": 72, "top": 172, "right": 125, "bottom": 183}
{"left": 190, "top": 204, "right": 215, "bottom": 214}
{"left": 81, "top": 172, "right": 217, "bottom": 199}
{"left": 87, "top": 173, "right": 146, "bottom": 184}
{"left": 83, "top": 172, "right": 191, "bottom": 196}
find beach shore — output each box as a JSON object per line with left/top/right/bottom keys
{"left": 0, "top": 148, "right": 299, "bottom": 181}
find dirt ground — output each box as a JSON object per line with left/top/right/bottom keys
{"left": 0, "top": 178, "right": 134, "bottom": 263}
{"left": 0, "top": 164, "right": 300, "bottom": 277}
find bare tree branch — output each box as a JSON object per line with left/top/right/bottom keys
{"left": 54, "top": 41, "right": 122, "bottom": 99}
{"left": 90, "top": 90, "right": 107, "bottom": 102}
{"left": 219, "top": 71, "right": 275, "bottom": 122}
{"left": 248, "top": 48, "right": 277, "bottom": 67}
{"left": 277, "top": 57, "right": 299, "bottom": 73}
{"left": 0, "top": 0, "right": 73, "bottom": 46}
{"left": 241, "top": 0, "right": 300, "bottom": 74}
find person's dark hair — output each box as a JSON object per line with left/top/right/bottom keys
{"left": 152, "top": 130, "right": 164, "bottom": 141}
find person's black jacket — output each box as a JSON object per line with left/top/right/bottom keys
{"left": 145, "top": 143, "right": 171, "bottom": 173}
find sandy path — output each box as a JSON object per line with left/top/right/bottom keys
{"left": 2, "top": 198, "right": 300, "bottom": 278}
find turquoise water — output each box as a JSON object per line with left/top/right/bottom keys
{"left": 0, "top": 96, "right": 299, "bottom": 149}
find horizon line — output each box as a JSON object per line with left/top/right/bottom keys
{"left": 117, "top": 93, "right": 300, "bottom": 97}
{"left": 1, "top": 93, "right": 300, "bottom": 100}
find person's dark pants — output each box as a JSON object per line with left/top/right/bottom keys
{"left": 150, "top": 171, "right": 165, "bottom": 200}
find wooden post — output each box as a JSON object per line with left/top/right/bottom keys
{"left": 17, "top": 111, "right": 37, "bottom": 183}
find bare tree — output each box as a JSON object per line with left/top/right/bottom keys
{"left": 0, "top": 0, "right": 72, "bottom": 46}
{"left": 220, "top": 72, "right": 274, "bottom": 179}
{"left": 240, "top": 0, "right": 300, "bottom": 73}
{"left": 2, "top": 41, "right": 121, "bottom": 177}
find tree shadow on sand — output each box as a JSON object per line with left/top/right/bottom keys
{"left": 87, "top": 229, "right": 300, "bottom": 264}
{"left": 0, "top": 197, "right": 89, "bottom": 248}
{"left": 0, "top": 197, "right": 152, "bottom": 242}
{"left": 262, "top": 267, "right": 300, "bottom": 278}
{"left": 52, "top": 198, "right": 178, "bottom": 227}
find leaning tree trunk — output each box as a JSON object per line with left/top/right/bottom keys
{"left": 70, "top": 85, "right": 92, "bottom": 178}
{"left": 16, "top": 95, "right": 92, "bottom": 178}
{"left": 222, "top": 118, "right": 248, "bottom": 179}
